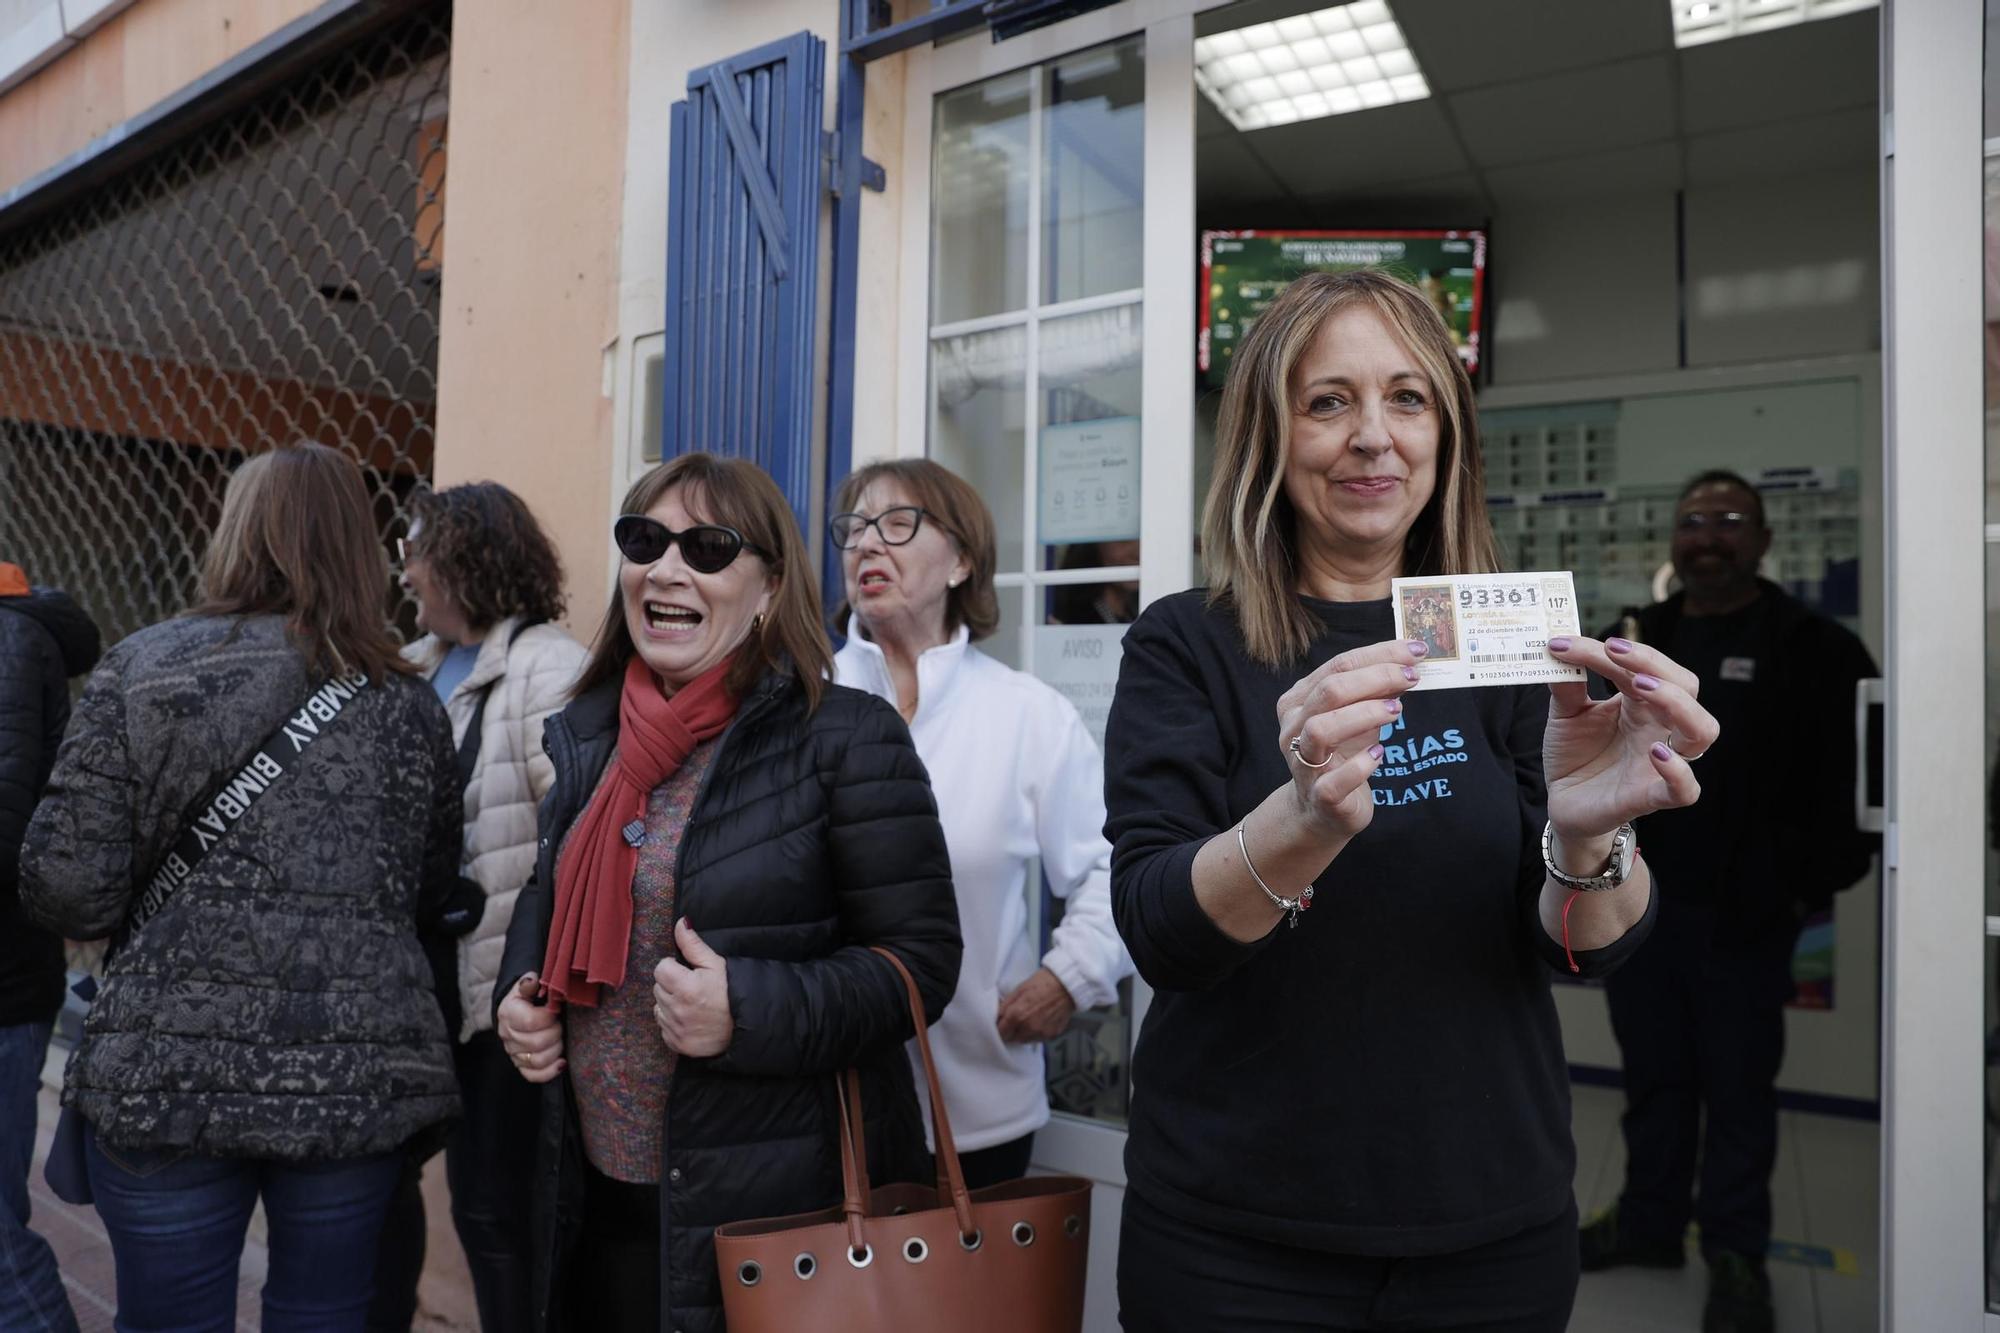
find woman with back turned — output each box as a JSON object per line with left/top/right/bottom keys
{"left": 23, "top": 442, "right": 463, "bottom": 1331}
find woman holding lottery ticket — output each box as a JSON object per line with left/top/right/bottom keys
{"left": 1105, "top": 269, "right": 1716, "bottom": 1333}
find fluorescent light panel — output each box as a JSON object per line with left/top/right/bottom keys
{"left": 1194, "top": 1, "right": 1428, "bottom": 134}
{"left": 1670, "top": 0, "right": 1877, "bottom": 49}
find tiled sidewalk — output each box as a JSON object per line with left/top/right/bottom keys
{"left": 27, "top": 1045, "right": 476, "bottom": 1332}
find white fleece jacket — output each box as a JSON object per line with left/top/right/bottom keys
{"left": 406, "top": 618, "right": 586, "bottom": 1040}
{"left": 834, "top": 624, "right": 1132, "bottom": 1151}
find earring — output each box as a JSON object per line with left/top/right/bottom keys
{"left": 752, "top": 613, "right": 765, "bottom": 635}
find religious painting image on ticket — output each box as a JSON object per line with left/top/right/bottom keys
{"left": 1391, "top": 571, "right": 1588, "bottom": 692}
{"left": 1395, "top": 583, "right": 1461, "bottom": 662}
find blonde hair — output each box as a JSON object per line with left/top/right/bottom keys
{"left": 1202, "top": 269, "right": 1499, "bottom": 667}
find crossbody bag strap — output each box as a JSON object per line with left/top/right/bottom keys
{"left": 129, "top": 670, "right": 371, "bottom": 939}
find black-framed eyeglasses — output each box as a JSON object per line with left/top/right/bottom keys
{"left": 1675, "top": 511, "right": 1754, "bottom": 533}
{"left": 613, "top": 515, "right": 769, "bottom": 574}
{"left": 828, "top": 506, "right": 930, "bottom": 550}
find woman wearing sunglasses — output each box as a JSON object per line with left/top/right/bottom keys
{"left": 829, "top": 460, "right": 1131, "bottom": 1190}
{"left": 493, "top": 453, "right": 961, "bottom": 1333}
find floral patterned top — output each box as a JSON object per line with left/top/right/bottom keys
{"left": 566, "top": 737, "right": 720, "bottom": 1183}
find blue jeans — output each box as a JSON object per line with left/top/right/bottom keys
{"left": 0, "top": 1021, "right": 77, "bottom": 1333}
{"left": 84, "top": 1124, "right": 400, "bottom": 1333}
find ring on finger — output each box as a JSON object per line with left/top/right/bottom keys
{"left": 1288, "top": 734, "right": 1335, "bottom": 770}
{"left": 1666, "top": 730, "right": 1707, "bottom": 763}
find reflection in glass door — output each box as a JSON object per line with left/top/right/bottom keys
{"left": 927, "top": 35, "right": 1146, "bottom": 1130}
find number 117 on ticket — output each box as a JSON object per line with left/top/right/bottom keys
{"left": 1389, "top": 571, "right": 1587, "bottom": 692}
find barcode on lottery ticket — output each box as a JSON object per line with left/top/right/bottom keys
{"left": 1469, "top": 652, "right": 1545, "bottom": 664}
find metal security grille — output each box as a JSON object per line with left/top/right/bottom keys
{"left": 0, "top": 8, "right": 450, "bottom": 645}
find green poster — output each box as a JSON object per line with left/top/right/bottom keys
{"left": 1199, "top": 230, "right": 1487, "bottom": 389}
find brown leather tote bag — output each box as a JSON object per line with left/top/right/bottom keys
{"left": 713, "top": 947, "right": 1092, "bottom": 1332}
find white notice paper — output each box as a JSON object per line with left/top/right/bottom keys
{"left": 1039, "top": 417, "right": 1140, "bottom": 544}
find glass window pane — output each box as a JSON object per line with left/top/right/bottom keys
{"left": 1038, "top": 303, "right": 1142, "bottom": 570}
{"left": 1043, "top": 38, "right": 1145, "bottom": 306}
{"left": 1033, "top": 593, "right": 1130, "bottom": 1127}
{"left": 984, "top": 581, "right": 1028, "bottom": 670}
{"left": 932, "top": 326, "right": 1029, "bottom": 574}
{"left": 933, "top": 71, "right": 1031, "bottom": 325}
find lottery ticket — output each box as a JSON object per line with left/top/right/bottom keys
{"left": 1389, "top": 571, "right": 1586, "bottom": 692}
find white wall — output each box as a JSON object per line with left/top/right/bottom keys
{"left": 1486, "top": 167, "right": 1880, "bottom": 390}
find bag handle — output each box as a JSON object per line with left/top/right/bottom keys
{"left": 866, "top": 946, "right": 977, "bottom": 1239}
{"left": 835, "top": 1070, "right": 872, "bottom": 1258}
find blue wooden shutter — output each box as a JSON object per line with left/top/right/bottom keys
{"left": 663, "top": 32, "right": 825, "bottom": 531}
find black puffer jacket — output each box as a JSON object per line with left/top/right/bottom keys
{"left": 21, "top": 614, "right": 463, "bottom": 1160}
{"left": 0, "top": 584, "right": 100, "bottom": 1028}
{"left": 496, "top": 668, "right": 962, "bottom": 1333}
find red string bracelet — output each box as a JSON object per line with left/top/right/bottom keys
{"left": 1562, "top": 889, "right": 1583, "bottom": 975}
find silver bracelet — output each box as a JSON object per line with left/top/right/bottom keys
{"left": 1236, "top": 825, "right": 1315, "bottom": 929}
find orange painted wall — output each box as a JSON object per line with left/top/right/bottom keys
{"left": 434, "top": 0, "right": 629, "bottom": 631}
{"left": 0, "top": 0, "right": 322, "bottom": 196}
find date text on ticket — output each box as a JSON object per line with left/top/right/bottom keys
{"left": 1389, "top": 571, "right": 1586, "bottom": 692}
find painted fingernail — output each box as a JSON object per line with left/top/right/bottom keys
{"left": 1634, "top": 673, "right": 1661, "bottom": 691}
{"left": 1368, "top": 744, "right": 1384, "bottom": 759}
{"left": 1384, "top": 700, "right": 1402, "bottom": 715}
{"left": 1651, "top": 742, "right": 1673, "bottom": 761}
{"left": 1402, "top": 665, "right": 1418, "bottom": 682}
{"left": 1608, "top": 637, "right": 1635, "bottom": 654}
{"left": 1548, "top": 637, "right": 1572, "bottom": 652}
{"left": 1407, "top": 641, "right": 1428, "bottom": 658}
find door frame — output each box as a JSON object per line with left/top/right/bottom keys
{"left": 1879, "top": 0, "right": 1987, "bottom": 1325}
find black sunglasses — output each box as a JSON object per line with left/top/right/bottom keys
{"left": 613, "top": 515, "right": 770, "bottom": 574}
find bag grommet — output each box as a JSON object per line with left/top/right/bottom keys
{"left": 737, "top": 1260, "right": 762, "bottom": 1287}
{"left": 959, "top": 1228, "right": 983, "bottom": 1252}
{"left": 847, "top": 1243, "right": 874, "bottom": 1269}
{"left": 1064, "top": 1214, "right": 1084, "bottom": 1238}
{"left": 903, "top": 1237, "right": 928, "bottom": 1263}
{"left": 1012, "top": 1221, "right": 1035, "bottom": 1247}
{"left": 793, "top": 1252, "right": 816, "bottom": 1280}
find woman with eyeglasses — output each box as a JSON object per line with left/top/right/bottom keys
{"left": 829, "top": 460, "right": 1131, "bottom": 1190}
{"left": 493, "top": 453, "right": 961, "bottom": 1333}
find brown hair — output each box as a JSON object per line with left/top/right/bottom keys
{"left": 191, "top": 442, "right": 413, "bottom": 683}
{"left": 1203, "top": 268, "right": 1500, "bottom": 667}
{"left": 572, "top": 453, "right": 833, "bottom": 709}
{"left": 831, "top": 459, "right": 999, "bottom": 641}
{"left": 405, "top": 482, "right": 568, "bottom": 631}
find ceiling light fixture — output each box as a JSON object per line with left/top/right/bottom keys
{"left": 1194, "top": 0, "right": 1428, "bottom": 133}
{"left": 1669, "top": 0, "right": 1877, "bottom": 49}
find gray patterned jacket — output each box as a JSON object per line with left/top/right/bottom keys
{"left": 21, "top": 614, "right": 463, "bottom": 1161}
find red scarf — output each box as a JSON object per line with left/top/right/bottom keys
{"left": 540, "top": 654, "right": 739, "bottom": 1007}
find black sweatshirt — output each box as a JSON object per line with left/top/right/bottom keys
{"left": 1104, "top": 590, "right": 1655, "bottom": 1256}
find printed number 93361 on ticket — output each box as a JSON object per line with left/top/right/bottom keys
{"left": 1389, "top": 571, "right": 1586, "bottom": 692}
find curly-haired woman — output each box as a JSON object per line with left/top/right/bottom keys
{"left": 371, "top": 483, "right": 586, "bottom": 1333}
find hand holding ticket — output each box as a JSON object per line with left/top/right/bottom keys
{"left": 1390, "top": 571, "right": 1587, "bottom": 691}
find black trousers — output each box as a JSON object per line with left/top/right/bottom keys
{"left": 1117, "top": 1191, "right": 1578, "bottom": 1332}
{"left": 563, "top": 1164, "right": 661, "bottom": 1333}
{"left": 368, "top": 1029, "right": 543, "bottom": 1333}
{"left": 955, "top": 1132, "right": 1035, "bottom": 1190}
{"left": 1603, "top": 895, "right": 1799, "bottom": 1260}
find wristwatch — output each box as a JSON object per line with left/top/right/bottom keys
{"left": 1541, "top": 821, "right": 1637, "bottom": 892}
